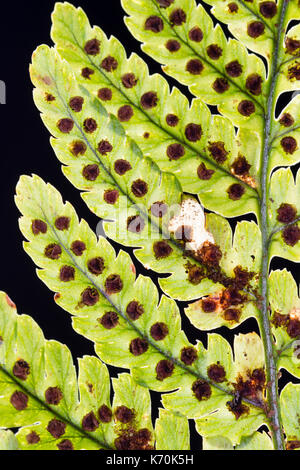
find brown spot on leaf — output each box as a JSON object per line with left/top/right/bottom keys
{"left": 26, "top": 431, "right": 40, "bottom": 444}
{"left": 277, "top": 203, "right": 297, "bottom": 224}
{"left": 202, "top": 298, "right": 217, "bottom": 313}
{"left": 246, "top": 73, "right": 263, "bottom": 95}
{"left": 115, "top": 406, "right": 134, "bottom": 424}
{"left": 286, "top": 440, "right": 300, "bottom": 450}
{"left": 13, "top": 360, "right": 30, "bottom": 381}
{"left": 126, "top": 301, "right": 144, "bottom": 321}
{"left": 81, "top": 67, "right": 94, "bottom": 79}
{"left": 259, "top": 1, "right": 277, "bottom": 18}
{"left": 166, "top": 39, "right": 181, "bottom": 52}
{"left": 180, "top": 347, "right": 197, "bottom": 365}
{"left": 212, "top": 77, "right": 230, "bottom": 93}
{"left": 141, "top": 91, "right": 158, "bottom": 110}
{"left": 104, "top": 189, "right": 119, "bottom": 205}
{"left": 71, "top": 240, "right": 86, "bottom": 256}
{"left": 231, "top": 155, "right": 251, "bottom": 176}
{"left": 70, "top": 140, "right": 87, "bottom": 157}
{"left": 288, "top": 62, "right": 300, "bottom": 81}
{"left": 81, "top": 287, "right": 99, "bottom": 306}
{"left": 197, "top": 162, "right": 215, "bottom": 180}
{"left": 279, "top": 113, "right": 294, "bottom": 127}
{"left": 221, "top": 287, "right": 245, "bottom": 308}
{"left": 223, "top": 308, "right": 241, "bottom": 323}
{"left": 130, "top": 338, "right": 149, "bottom": 356}
{"left": 45, "top": 387, "right": 63, "bottom": 405}
{"left": 98, "top": 140, "right": 113, "bottom": 155}
{"left": 192, "top": 380, "right": 211, "bottom": 401}
{"left": 83, "top": 118, "right": 97, "bottom": 133}
{"left": 57, "top": 439, "right": 74, "bottom": 451}
{"left": 150, "top": 322, "right": 169, "bottom": 341}
{"left": 82, "top": 164, "right": 100, "bottom": 181}
{"left": 57, "top": 118, "right": 74, "bottom": 134}
{"left": 59, "top": 266, "right": 75, "bottom": 282}
{"left": 153, "top": 240, "right": 173, "bottom": 259}
{"left": 228, "top": 2, "right": 238, "bottom": 12}
{"left": 118, "top": 105, "right": 134, "bottom": 122}
{"left": 47, "top": 419, "right": 66, "bottom": 438}
{"left": 98, "top": 405, "right": 113, "bottom": 423}
{"left": 45, "top": 93, "right": 55, "bottom": 102}
{"left": 247, "top": 21, "right": 265, "bottom": 38}
{"left": 185, "top": 123, "right": 202, "bottom": 142}
{"left": 82, "top": 411, "right": 99, "bottom": 432}
{"left": 69, "top": 96, "right": 84, "bottom": 112}
{"left": 207, "top": 363, "right": 226, "bottom": 383}
{"left": 131, "top": 179, "right": 148, "bottom": 198}
{"left": 145, "top": 16, "right": 164, "bottom": 33}
{"left": 198, "top": 242, "right": 222, "bottom": 266}
{"left": 114, "top": 159, "right": 132, "bottom": 175}
{"left": 32, "top": 219, "right": 47, "bottom": 235}
{"left": 272, "top": 311, "right": 289, "bottom": 328}
{"left": 169, "top": 8, "right": 186, "bottom": 26}
{"left": 287, "top": 319, "right": 300, "bottom": 337}
{"left": 238, "top": 100, "right": 256, "bottom": 116}
{"left": 101, "top": 56, "right": 118, "bottom": 72}
{"left": 97, "top": 88, "right": 112, "bottom": 101}
{"left": 207, "top": 44, "right": 222, "bottom": 60}
{"left": 84, "top": 39, "right": 100, "bottom": 56}
{"left": 186, "top": 264, "right": 205, "bottom": 285}
{"left": 88, "top": 257, "right": 105, "bottom": 276}
{"left": 45, "top": 244, "right": 62, "bottom": 260}
{"left": 10, "top": 391, "right": 28, "bottom": 410}
{"left": 122, "top": 73, "right": 138, "bottom": 88}
{"left": 186, "top": 59, "right": 204, "bottom": 75}
{"left": 227, "top": 183, "right": 245, "bottom": 200}
{"left": 188, "top": 26, "right": 203, "bottom": 42}
{"left": 286, "top": 38, "right": 300, "bottom": 55}
{"left": 157, "top": 0, "right": 174, "bottom": 7}
{"left": 156, "top": 360, "right": 174, "bottom": 381}
{"left": 100, "top": 311, "right": 119, "bottom": 330}
{"left": 167, "top": 143, "right": 185, "bottom": 160}
{"left": 225, "top": 60, "right": 243, "bottom": 77}
{"left": 281, "top": 136, "right": 297, "bottom": 154}
{"left": 208, "top": 141, "right": 228, "bottom": 164}
{"left": 166, "top": 114, "right": 179, "bottom": 127}
{"left": 227, "top": 393, "right": 249, "bottom": 419}
{"left": 55, "top": 217, "right": 70, "bottom": 231}
{"left": 105, "top": 274, "right": 123, "bottom": 294}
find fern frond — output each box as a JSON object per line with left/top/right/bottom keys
{"left": 122, "top": 0, "right": 267, "bottom": 127}
{"left": 30, "top": 44, "right": 261, "bottom": 305}
{"left": 203, "top": 431, "right": 273, "bottom": 450}
{"left": 0, "top": 291, "right": 192, "bottom": 450}
{"left": 15, "top": 175, "right": 270, "bottom": 445}
{"left": 50, "top": 2, "right": 260, "bottom": 210}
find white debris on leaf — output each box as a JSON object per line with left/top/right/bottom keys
{"left": 168, "top": 199, "right": 214, "bottom": 252}
{"left": 289, "top": 306, "right": 300, "bottom": 321}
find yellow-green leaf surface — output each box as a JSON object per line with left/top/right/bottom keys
{"left": 50, "top": 2, "right": 260, "bottom": 210}
{"left": 122, "top": 0, "right": 268, "bottom": 128}
{"left": 155, "top": 409, "right": 190, "bottom": 450}
{"left": 203, "top": 431, "right": 273, "bottom": 450}
{"left": 0, "top": 291, "right": 158, "bottom": 450}
{"left": 269, "top": 270, "right": 300, "bottom": 379}
{"left": 0, "top": 430, "right": 19, "bottom": 450}
{"left": 280, "top": 383, "right": 300, "bottom": 450}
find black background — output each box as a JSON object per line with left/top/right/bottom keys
{"left": 0, "top": 0, "right": 299, "bottom": 450}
